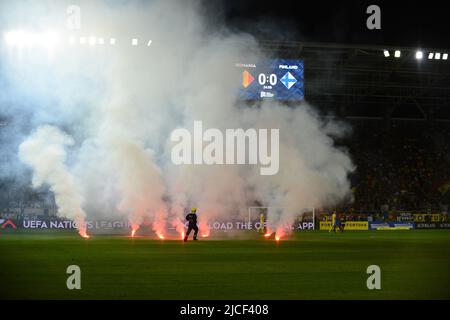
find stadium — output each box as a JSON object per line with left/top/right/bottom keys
{"left": 0, "top": 0, "right": 449, "bottom": 306}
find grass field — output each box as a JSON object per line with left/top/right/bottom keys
{"left": 0, "top": 230, "right": 449, "bottom": 299}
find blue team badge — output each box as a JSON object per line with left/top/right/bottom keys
{"left": 280, "top": 72, "right": 297, "bottom": 89}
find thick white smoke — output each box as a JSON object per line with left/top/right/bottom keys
{"left": 3, "top": 0, "right": 354, "bottom": 239}
{"left": 18, "top": 125, "right": 88, "bottom": 237}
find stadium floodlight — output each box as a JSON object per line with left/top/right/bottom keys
{"left": 428, "top": 53, "right": 434, "bottom": 59}
{"left": 415, "top": 51, "right": 423, "bottom": 60}
{"left": 40, "top": 32, "right": 58, "bottom": 48}
{"left": 383, "top": 50, "right": 390, "bottom": 57}
{"left": 88, "top": 36, "right": 97, "bottom": 46}
{"left": 132, "top": 38, "right": 138, "bottom": 46}
{"left": 394, "top": 50, "right": 401, "bottom": 58}
{"left": 4, "top": 32, "right": 14, "bottom": 46}
{"left": 4, "top": 31, "right": 27, "bottom": 46}
{"left": 110, "top": 38, "right": 116, "bottom": 45}
{"left": 79, "top": 37, "right": 86, "bottom": 45}
{"left": 3, "top": 30, "right": 59, "bottom": 48}
{"left": 6, "top": 31, "right": 24, "bottom": 46}
{"left": 435, "top": 52, "right": 441, "bottom": 60}
{"left": 443, "top": 53, "right": 448, "bottom": 60}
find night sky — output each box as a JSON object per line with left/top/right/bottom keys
{"left": 219, "top": 0, "right": 450, "bottom": 49}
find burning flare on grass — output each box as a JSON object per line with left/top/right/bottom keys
{"left": 264, "top": 228, "right": 273, "bottom": 238}
{"left": 130, "top": 223, "right": 140, "bottom": 237}
{"left": 172, "top": 217, "right": 186, "bottom": 240}
{"left": 78, "top": 222, "right": 90, "bottom": 239}
{"left": 153, "top": 212, "right": 167, "bottom": 240}
{"left": 199, "top": 221, "right": 210, "bottom": 238}
{"left": 157, "top": 233, "right": 165, "bottom": 240}
{"left": 275, "top": 227, "right": 285, "bottom": 241}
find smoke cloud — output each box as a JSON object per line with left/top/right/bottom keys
{"left": 1, "top": 0, "right": 354, "bottom": 239}
{"left": 18, "top": 125, "right": 88, "bottom": 237}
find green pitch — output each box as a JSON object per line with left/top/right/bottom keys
{"left": 1, "top": 230, "right": 449, "bottom": 299}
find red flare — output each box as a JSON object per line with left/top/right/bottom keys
{"left": 78, "top": 225, "right": 89, "bottom": 238}
{"left": 152, "top": 212, "right": 167, "bottom": 241}
{"left": 275, "top": 227, "right": 285, "bottom": 241}
{"left": 80, "top": 232, "right": 90, "bottom": 239}
{"left": 75, "top": 217, "right": 88, "bottom": 239}
{"left": 172, "top": 218, "right": 185, "bottom": 241}
{"left": 199, "top": 221, "right": 210, "bottom": 238}
{"left": 130, "top": 224, "right": 140, "bottom": 238}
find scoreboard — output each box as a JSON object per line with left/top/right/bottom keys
{"left": 236, "top": 59, "right": 304, "bottom": 101}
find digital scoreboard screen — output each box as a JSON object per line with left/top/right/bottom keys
{"left": 236, "top": 59, "right": 304, "bottom": 101}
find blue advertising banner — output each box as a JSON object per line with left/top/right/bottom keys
{"left": 369, "top": 221, "right": 415, "bottom": 230}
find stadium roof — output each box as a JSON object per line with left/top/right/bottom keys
{"left": 256, "top": 40, "right": 450, "bottom": 121}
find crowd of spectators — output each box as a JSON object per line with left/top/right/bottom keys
{"left": 346, "top": 121, "right": 450, "bottom": 214}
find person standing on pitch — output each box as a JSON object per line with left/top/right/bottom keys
{"left": 339, "top": 212, "right": 346, "bottom": 232}
{"left": 184, "top": 208, "right": 199, "bottom": 241}
{"left": 333, "top": 210, "right": 342, "bottom": 232}
{"left": 329, "top": 210, "right": 338, "bottom": 232}
{"left": 259, "top": 211, "right": 265, "bottom": 233}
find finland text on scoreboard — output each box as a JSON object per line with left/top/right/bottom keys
{"left": 236, "top": 59, "right": 304, "bottom": 100}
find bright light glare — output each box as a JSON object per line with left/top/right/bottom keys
{"left": 4, "top": 31, "right": 59, "bottom": 48}
{"left": 435, "top": 52, "right": 441, "bottom": 60}
{"left": 110, "top": 38, "right": 116, "bottom": 45}
{"left": 132, "top": 38, "right": 138, "bottom": 46}
{"left": 428, "top": 53, "right": 434, "bottom": 59}
{"left": 415, "top": 51, "right": 423, "bottom": 60}
{"left": 88, "top": 36, "right": 97, "bottom": 46}
{"left": 443, "top": 53, "right": 448, "bottom": 60}
{"left": 68, "top": 36, "right": 76, "bottom": 45}
{"left": 4, "top": 32, "right": 14, "bottom": 46}
{"left": 394, "top": 50, "right": 401, "bottom": 58}
{"left": 41, "top": 32, "right": 58, "bottom": 47}
{"left": 383, "top": 50, "right": 389, "bottom": 57}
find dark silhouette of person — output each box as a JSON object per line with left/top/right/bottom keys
{"left": 184, "top": 208, "right": 199, "bottom": 241}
